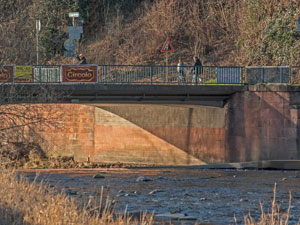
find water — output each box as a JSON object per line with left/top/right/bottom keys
{"left": 19, "top": 167, "right": 300, "bottom": 224}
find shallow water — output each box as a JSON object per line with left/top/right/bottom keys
{"left": 19, "top": 167, "right": 300, "bottom": 224}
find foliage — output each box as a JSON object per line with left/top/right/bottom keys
{"left": 238, "top": 0, "right": 300, "bottom": 65}
{"left": 29, "top": 0, "right": 78, "bottom": 61}
{"left": 1, "top": 0, "right": 300, "bottom": 66}
{"left": 84, "top": 0, "right": 241, "bottom": 65}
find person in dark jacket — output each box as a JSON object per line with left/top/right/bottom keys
{"left": 76, "top": 53, "right": 87, "bottom": 64}
{"left": 192, "top": 56, "right": 202, "bottom": 84}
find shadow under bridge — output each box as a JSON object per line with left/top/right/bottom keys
{"left": 61, "top": 84, "right": 245, "bottom": 107}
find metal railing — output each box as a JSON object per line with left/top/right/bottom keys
{"left": 34, "top": 65, "right": 61, "bottom": 83}
{"left": 2, "top": 64, "right": 300, "bottom": 85}
{"left": 245, "top": 66, "right": 290, "bottom": 84}
{"left": 98, "top": 65, "right": 243, "bottom": 84}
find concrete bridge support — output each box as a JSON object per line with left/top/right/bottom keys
{"left": 40, "top": 104, "right": 208, "bottom": 165}
{"left": 2, "top": 86, "right": 300, "bottom": 165}
{"left": 226, "top": 87, "right": 300, "bottom": 162}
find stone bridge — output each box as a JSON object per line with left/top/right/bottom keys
{"left": 2, "top": 84, "right": 300, "bottom": 165}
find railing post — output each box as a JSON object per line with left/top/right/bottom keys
{"left": 241, "top": 67, "right": 243, "bottom": 84}
{"left": 39, "top": 67, "right": 42, "bottom": 83}
{"left": 261, "top": 67, "right": 265, "bottom": 83}
{"left": 150, "top": 65, "right": 153, "bottom": 84}
{"left": 280, "top": 67, "right": 283, "bottom": 84}
{"left": 104, "top": 65, "right": 107, "bottom": 84}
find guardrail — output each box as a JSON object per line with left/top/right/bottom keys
{"left": 98, "top": 65, "right": 243, "bottom": 84}
{"left": 1, "top": 64, "right": 299, "bottom": 85}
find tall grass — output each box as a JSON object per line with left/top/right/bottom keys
{"left": 0, "top": 170, "right": 298, "bottom": 225}
{"left": 243, "top": 183, "right": 298, "bottom": 225}
{"left": 0, "top": 170, "right": 153, "bottom": 225}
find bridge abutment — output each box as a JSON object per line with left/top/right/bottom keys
{"left": 1, "top": 85, "right": 299, "bottom": 165}
{"left": 226, "top": 88, "right": 300, "bottom": 162}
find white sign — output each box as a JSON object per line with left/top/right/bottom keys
{"left": 161, "top": 39, "right": 175, "bottom": 53}
{"left": 36, "top": 20, "right": 41, "bottom": 31}
{"left": 68, "top": 12, "right": 79, "bottom": 18}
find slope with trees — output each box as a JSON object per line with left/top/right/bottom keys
{"left": 1, "top": 0, "right": 300, "bottom": 66}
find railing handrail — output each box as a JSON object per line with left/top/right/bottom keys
{"left": 1, "top": 64, "right": 300, "bottom": 85}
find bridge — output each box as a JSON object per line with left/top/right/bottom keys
{"left": 0, "top": 83, "right": 245, "bottom": 107}
{"left": 1, "top": 65, "right": 300, "bottom": 166}
{"left": 0, "top": 64, "right": 297, "bottom": 106}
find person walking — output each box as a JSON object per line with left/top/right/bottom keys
{"left": 192, "top": 56, "right": 202, "bottom": 85}
{"left": 76, "top": 53, "right": 87, "bottom": 64}
{"left": 177, "top": 59, "right": 185, "bottom": 83}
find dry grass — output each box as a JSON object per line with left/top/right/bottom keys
{"left": 0, "top": 170, "right": 154, "bottom": 225}
{"left": 0, "top": 170, "right": 298, "bottom": 225}
{"left": 243, "top": 183, "right": 298, "bottom": 225}
{"left": 84, "top": 0, "right": 242, "bottom": 66}
{"left": 2, "top": 0, "right": 300, "bottom": 66}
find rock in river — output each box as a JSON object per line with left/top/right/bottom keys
{"left": 93, "top": 174, "right": 105, "bottom": 179}
{"left": 136, "top": 176, "right": 152, "bottom": 182}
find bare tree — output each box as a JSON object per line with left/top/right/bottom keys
{"left": 0, "top": 81, "right": 67, "bottom": 168}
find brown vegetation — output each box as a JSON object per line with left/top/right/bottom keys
{"left": 0, "top": 84, "right": 68, "bottom": 169}
{"left": 0, "top": 171, "right": 298, "bottom": 225}
{"left": 1, "top": 0, "right": 300, "bottom": 66}
{"left": 85, "top": 0, "right": 242, "bottom": 65}
{"left": 243, "top": 184, "right": 297, "bottom": 225}
{"left": 0, "top": 170, "right": 154, "bottom": 224}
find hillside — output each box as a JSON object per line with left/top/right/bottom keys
{"left": 1, "top": 0, "right": 300, "bottom": 66}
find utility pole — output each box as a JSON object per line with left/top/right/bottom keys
{"left": 36, "top": 20, "right": 41, "bottom": 65}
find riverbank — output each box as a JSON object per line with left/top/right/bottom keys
{"left": 16, "top": 167, "right": 300, "bottom": 225}
{"left": 0, "top": 170, "right": 154, "bottom": 225}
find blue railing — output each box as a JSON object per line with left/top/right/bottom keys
{"left": 1, "top": 64, "right": 300, "bottom": 85}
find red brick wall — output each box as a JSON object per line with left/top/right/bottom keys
{"left": 40, "top": 104, "right": 205, "bottom": 165}
{"left": 2, "top": 88, "right": 299, "bottom": 165}
{"left": 226, "top": 91, "right": 300, "bottom": 162}
{"left": 39, "top": 104, "right": 96, "bottom": 161}
{"left": 98, "top": 105, "right": 227, "bottom": 163}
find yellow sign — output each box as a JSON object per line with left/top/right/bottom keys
{"left": 15, "top": 66, "right": 32, "bottom": 78}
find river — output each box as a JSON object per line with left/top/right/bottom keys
{"left": 19, "top": 167, "right": 300, "bottom": 224}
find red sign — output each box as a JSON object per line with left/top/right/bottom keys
{"left": 161, "top": 39, "right": 175, "bottom": 53}
{"left": 62, "top": 65, "right": 98, "bottom": 82}
{"left": 0, "top": 65, "right": 14, "bottom": 82}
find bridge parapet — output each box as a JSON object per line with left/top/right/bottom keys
{"left": 0, "top": 85, "right": 300, "bottom": 164}
{"left": 2, "top": 64, "right": 300, "bottom": 85}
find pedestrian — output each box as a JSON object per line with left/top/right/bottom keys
{"left": 192, "top": 56, "right": 202, "bottom": 85}
{"left": 177, "top": 59, "right": 185, "bottom": 83}
{"left": 76, "top": 53, "right": 87, "bottom": 64}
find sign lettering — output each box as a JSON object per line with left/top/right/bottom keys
{"left": 0, "top": 65, "right": 13, "bottom": 82}
{"left": 62, "top": 65, "right": 98, "bottom": 82}
{"left": 15, "top": 66, "right": 33, "bottom": 83}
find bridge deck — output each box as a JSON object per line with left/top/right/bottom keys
{"left": 0, "top": 84, "right": 246, "bottom": 107}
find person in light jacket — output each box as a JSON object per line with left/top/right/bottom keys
{"left": 177, "top": 59, "right": 185, "bottom": 83}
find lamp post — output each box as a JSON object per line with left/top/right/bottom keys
{"left": 36, "top": 20, "right": 41, "bottom": 65}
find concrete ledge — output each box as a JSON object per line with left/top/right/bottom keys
{"left": 260, "top": 160, "right": 300, "bottom": 170}
{"left": 195, "top": 160, "right": 300, "bottom": 170}
{"left": 248, "top": 84, "right": 300, "bottom": 92}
